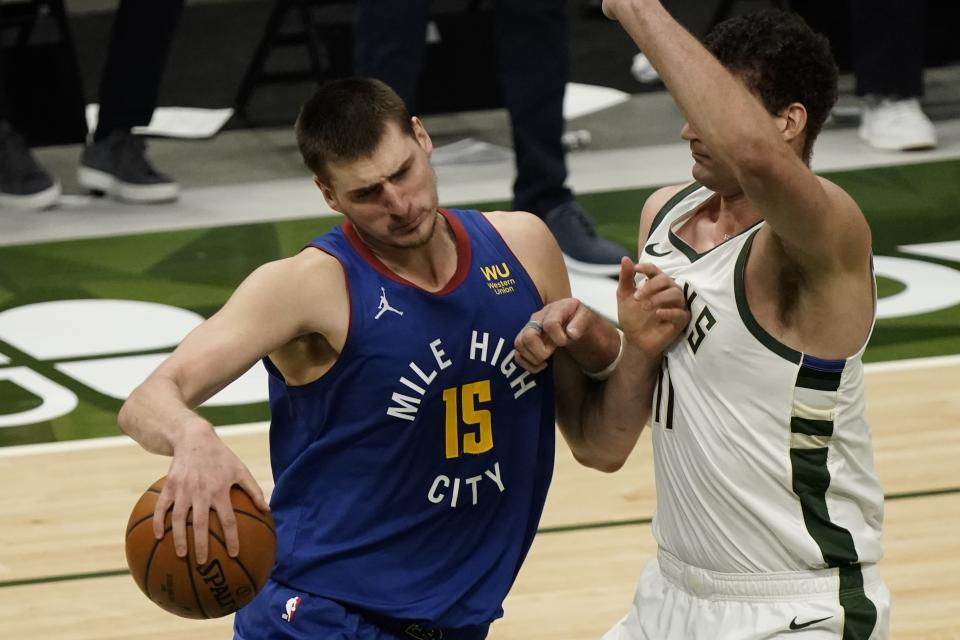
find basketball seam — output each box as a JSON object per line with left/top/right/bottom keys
{"left": 184, "top": 532, "right": 213, "bottom": 619}
{"left": 126, "top": 513, "right": 155, "bottom": 536}
{"left": 207, "top": 528, "right": 260, "bottom": 595}
{"left": 142, "top": 527, "right": 165, "bottom": 602}
{"left": 233, "top": 508, "right": 276, "bottom": 534}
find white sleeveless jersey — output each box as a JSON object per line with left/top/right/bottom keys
{"left": 642, "top": 183, "right": 883, "bottom": 574}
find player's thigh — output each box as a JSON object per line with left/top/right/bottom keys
{"left": 233, "top": 579, "right": 399, "bottom": 639}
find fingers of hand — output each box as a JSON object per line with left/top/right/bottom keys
{"left": 515, "top": 315, "right": 554, "bottom": 369}
{"left": 171, "top": 496, "right": 190, "bottom": 558}
{"left": 153, "top": 489, "right": 173, "bottom": 540}
{"left": 191, "top": 496, "right": 211, "bottom": 564}
{"left": 634, "top": 262, "right": 665, "bottom": 280}
{"left": 213, "top": 493, "right": 240, "bottom": 558}
{"left": 645, "top": 284, "right": 686, "bottom": 311}
{"left": 633, "top": 273, "right": 681, "bottom": 308}
{"left": 514, "top": 349, "right": 548, "bottom": 374}
{"left": 564, "top": 303, "right": 593, "bottom": 341}
{"left": 656, "top": 307, "right": 692, "bottom": 327}
{"left": 617, "top": 257, "right": 637, "bottom": 297}
{"left": 239, "top": 474, "right": 271, "bottom": 513}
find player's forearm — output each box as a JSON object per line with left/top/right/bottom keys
{"left": 556, "top": 347, "right": 657, "bottom": 472}
{"left": 611, "top": 0, "right": 783, "bottom": 173}
{"left": 118, "top": 375, "right": 214, "bottom": 456}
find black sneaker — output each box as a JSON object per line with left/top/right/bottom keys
{"left": 78, "top": 131, "right": 179, "bottom": 203}
{"left": 543, "top": 201, "right": 628, "bottom": 276}
{"left": 0, "top": 121, "right": 61, "bottom": 210}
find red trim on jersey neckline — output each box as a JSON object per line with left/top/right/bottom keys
{"left": 341, "top": 208, "right": 472, "bottom": 295}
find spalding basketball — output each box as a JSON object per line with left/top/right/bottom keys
{"left": 125, "top": 476, "right": 275, "bottom": 618}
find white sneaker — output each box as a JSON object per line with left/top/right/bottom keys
{"left": 631, "top": 53, "right": 660, "bottom": 84}
{"left": 859, "top": 97, "right": 937, "bottom": 151}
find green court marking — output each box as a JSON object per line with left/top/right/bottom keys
{"left": 0, "top": 569, "right": 130, "bottom": 589}
{"left": 3, "top": 486, "right": 956, "bottom": 591}
{"left": 538, "top": 516, "right": 653, "bottom": 535}
{"left": 0, "top": 158, "right": 958, "bottom": 447}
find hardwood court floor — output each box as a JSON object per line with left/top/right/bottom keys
{"left": 1, "top": 360, "right": 958, "bottom": 639}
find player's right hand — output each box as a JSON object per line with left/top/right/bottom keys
{"left": 152, "top": 419, "right": 270, "bottom": 565}
{"left": 514, "top": 298, "right": 593, "bottom": 373}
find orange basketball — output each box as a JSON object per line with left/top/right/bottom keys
{"left": 124, "top": 476, "right": 275, "bottom": 619}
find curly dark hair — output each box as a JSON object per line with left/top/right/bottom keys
{"left": 703, "top": 10, "right": 838, "bottom": 163}
{"left": 295, "top": 77, "right": 415, "bottom": 182}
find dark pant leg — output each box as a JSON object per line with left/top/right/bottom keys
{"left": 353, "top": 0, "right": 432, "bottom": 111}
{"left": 848, "top": 0, "right": 925, "bottom": 98}
{"left": 493, "top": 0, "right": 571, "bottom": 217}
{"left": 94, "top": 0, "right": 185, "bottom": 140}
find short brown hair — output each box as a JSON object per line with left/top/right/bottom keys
{"left": 295, "top": 77, "right": 416, "bottom": 182}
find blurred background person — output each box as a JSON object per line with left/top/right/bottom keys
{"left": 849, "top": 0, "right": 937, "bottom": 151}
{"left": 354, "top": 0, "right": 629, "bottom": 275}
{"left": 0, "top": 0, "right": 183, "bottom": 210}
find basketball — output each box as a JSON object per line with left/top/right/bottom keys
{"left": 125, "top": 476, "right": 276, "bottom": 619}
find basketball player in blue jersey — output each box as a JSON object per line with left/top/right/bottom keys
{"left": 516, "top": 1, "right": 889, "bottom": 638}
{"left": 117, "top": 77, "right": 688, "bottom": 638}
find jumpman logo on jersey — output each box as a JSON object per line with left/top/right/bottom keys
{"left": 375, "top": 287, "right": 404, "bottom": 319}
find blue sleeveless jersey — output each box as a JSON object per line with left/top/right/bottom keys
{"left": 264, "top": 208, "right": 555, "bottom": 628}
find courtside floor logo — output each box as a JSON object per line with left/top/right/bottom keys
{"left": 1, "top": 240, "right": 959, "bottom": 435}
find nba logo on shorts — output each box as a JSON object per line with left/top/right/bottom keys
{"left": 281, "top": 596, "right": 302, "bottom": 623}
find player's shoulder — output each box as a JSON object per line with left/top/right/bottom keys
{"left": 481, "top": 209, "right": 551, "bottom": 238}
{"left": 816, "top": 175, "right": 862, "bottom": 214}
{"left": 241, "top": 248, "right": 346, "bottom": 299}
{"left": 481, "top": 210, "right": 566, "bottom": 302}
{"left": 639, "top": 182, "right": 696, "bottom": 243}
{"left": 643, "top": 182, "right": 696, "bottom": 219}
{"left": 481, "top": 209, "right": 557, "bottom": 256}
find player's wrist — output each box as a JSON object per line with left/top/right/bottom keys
{"left": 169, "top": 413, "right": 217, "bottom": 452}
{"left": 583, "top": 328, "right": 625, "bottom": 381}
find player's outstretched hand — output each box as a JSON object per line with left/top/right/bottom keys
{"left": 514, "top": 298, "right": 593, "bottom": 374}
{"left": 152, "top": 420, "right": 270, "bottom": 565}
{"left": 617, "top": 257, "right": 689, "bottom": 357}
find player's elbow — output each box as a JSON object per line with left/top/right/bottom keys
{"left": 116, "top": 392, "right": 141, "bottom": 439}
{"left": 571, "top": 446, "right": 628, "bottom": 473}
{"left": 593, "top": 452, "right": 629, "bottom": 473}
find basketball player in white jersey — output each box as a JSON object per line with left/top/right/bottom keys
{"left": 514, "top": 1, "right": 888, "bottom": 637}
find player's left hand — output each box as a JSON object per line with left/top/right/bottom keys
{"left": 618, "top": 258, "right": 690, "bottom": 357}
{"left": 513, "top": 298, "right": 593, "bottom": 374}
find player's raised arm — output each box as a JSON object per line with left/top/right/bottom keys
{"left": 603, "top": 0, "right": 871, "bottom": 273}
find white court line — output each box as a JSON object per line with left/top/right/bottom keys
{"left": 2, "top": 117, "right": 958, "bottom": 248}
{"left": 0, "top": 421, "right": 269, "bottom": 458}
{"left": 2, "top": 353, "right": 958, "bottom": 459}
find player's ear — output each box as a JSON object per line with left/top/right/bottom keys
{"left": 314, "top": 176, "right": 342, "bottom": 213}
{"left": 412, "top": 117, "right": 433, "bottom": 157}
{"left": 777, "top": 103, "right": 808, "bottom": 144}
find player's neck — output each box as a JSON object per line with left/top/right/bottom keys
{"left": 374, "top": 212, "right": 459, "bottom": 291}
{"left": 713, "top": 191, "right": 761, "bottom": 234}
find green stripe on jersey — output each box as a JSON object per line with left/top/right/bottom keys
{"left": 790, "top": 448, "right": 859, "bottom": 566}
{"left": 839, "top": 565, "right": 879, "bottom": 640}
{"left": 796, "top": 366, "right": 844, "bottom": 392}
{"left": 648, "top": 182, "right": 701, "bottom": 236}
{"left": 791, "top": 416, "right": 835, "bottom": 437}
{"left": 734, "top": 231, "right": 802, "bottom": 364}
